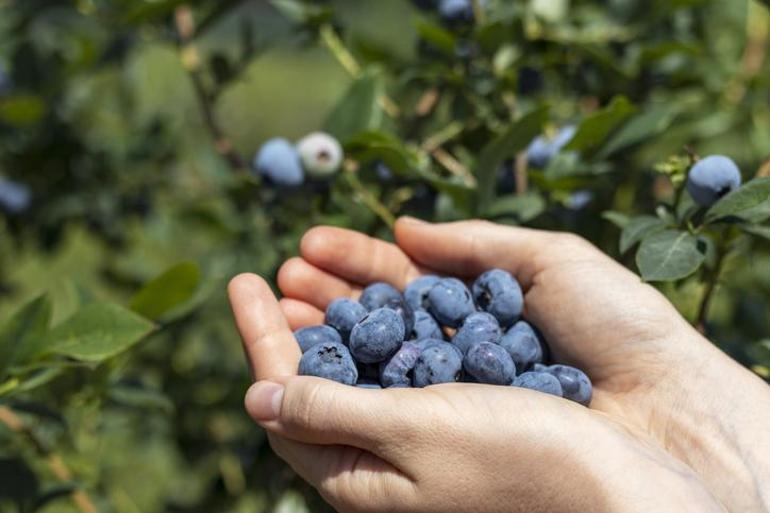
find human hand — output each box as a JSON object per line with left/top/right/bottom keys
{"left": 266, "top": 217, "right": 770, "bottom": 512}
{"left": 227, "top": 219, "right": 744, "bottom": 513}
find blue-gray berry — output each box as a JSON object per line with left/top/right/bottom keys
{"left": 294, "top": 325, "right": 343, "bottom": 353}
{"left": 499, "top": 321, "right": 544, "bottom": 370}
{"left": 427, "top": 277, "right": 476, "bottom": 328}
{"left": 298, "top": 341, "right": 358, "bottom": 385}
{"left": 514, "top": 372, "right": 563, "bottom": 397}
{"left": 413, "top": 339, "right": 463, "bottom": 387}
{"left": 472, "top": 269, "right": 523, "bottom": 328}
{"left": 349, "top": 308, "right": 406, "bottom": 364}
{"left": 463, "top": 341, "right": 516, "bottom": 385}
{"left": 325, "top": 298, "right": 367, "bottom": 343}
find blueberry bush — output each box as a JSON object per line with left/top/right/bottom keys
{"left": 1, "top": 0, "right": 770, "bottom": 511}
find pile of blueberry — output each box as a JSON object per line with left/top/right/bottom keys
{"left": 295, "top": 269, "right": 593, "bottom": 405}
{"left": 253, "top": 132, "right": 343, "bottom": 187}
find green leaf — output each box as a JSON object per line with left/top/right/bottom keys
{"left": 705, "top": 177, "right": 770, "bottom": 224}
{"left": 323, "top": 67, "right": 384, "bottom": 141}
{"left": 565, "top": 96, "right": 637, "bottom": 155}
{"left": 484, "top": 193, "right": 546, "bottom": 223}
{"left": 129, "top": 262, "right": 201, "bottom": 321}
{"left": 602, "top": 211, "right": 631, "bottom": 229}
{"left": 636, "top": 230, "right": 705, "bottom": 281}
{"left": 345, "top": 131, "right": 421, "bottom": 178}
{"left": 414, "top": 19, "right": 457, "bottom": 55}
{"left": 43, "top": 303, "right": 156, "bottom": 363}
{"left": 0, "top": 296, "right": 51, "bottom": 377}
{"left": 620, "top": 216, "right": 667, "bottom": 253}
{"left": 741, "top": 224, "right": 770, "bottom": 241}
{"left": 599, "top": 103, "right": 680, "bottom": 157}
{"left": 475, "top": 106, "right": 549, "bottom": 212}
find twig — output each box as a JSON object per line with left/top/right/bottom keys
{"left": 0, "top": 406, "right": 99, "bottom": 513}
{"left": 343, "top": 161, "right": 395, "bottom": 228}
{"left": 175, "top": 6, "right": 249, "bottom": 173}
{"left": 431, "top": 148, "right": 476, "bottom": 187}
{"left": 514, "top": 151, "right": 528, "bottom": 196}
{"left": 318, "top": 24, "right": 400, "bottom": 118}
{"left": 695, "top": 236, "right": 729, "bottom": 334}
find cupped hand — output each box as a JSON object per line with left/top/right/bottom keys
{"left": 228, "top": 218, "right": 755, "bottom": 513}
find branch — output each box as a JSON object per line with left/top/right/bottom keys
{"left": 175, "top": 5, "right": 249, "bottom": 173}
{"left": 0, "top": 406, "right": 100, "bottom": 513}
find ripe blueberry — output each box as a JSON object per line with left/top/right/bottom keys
{"left": 410, "top": 309, "right": 444, "bottom": 341}
{"left": 542, "top": 364, "right": 593, "bottom": 405}
{"left": 325, "top": 298, "right": 367, "bottom": 343}
{"left": 298, "top": 341, "right": 358, "bottom": 385}
{"left": 294, "top": 325, "right": 343, "bottom": 353}
{"left": 526, "top": 125, "right": 576, "bottom": 169}
{"left": 451, "top": 312, "right": 501, "bottom": 354}
{"left": 253, "top": 138, "right": 304, "bottom": 187}
{"left": 463, "top": 341, "right": 516, "bottom": 385}
{"left": 349, "top": 308, "right": 406, "bottom": 364}
{"left": 438, "top": 0, "right": 475, "bottom": 25}
{"left": 686, "top": 155, "right": 742, "bottom": 207}
{"left": 0, "top": 179, "right": 31, "bottom": 214}
{"left": 499, "top": 321, "right": 544, "bottom": 370}
{"left": 360, "top": 282, "right": 402, "bottom": 310}
{"left": 404, "top": 275, "right": 441, "bottom": 311}
{"left": 427, "top": 277, "right": 476, "bottom": 328}
{"left": 296, "top": 132, "right": 343, "bottom": 178}
{"left": 472, "top": 269, "right": 523, "bottom": 328}
{"left": 413, "top": 339, "right": 463, "bottom": 387}
{"left": 514, "top": 372, "right": 563, "bottom": 397}
{"left": 380, "top": 341, "right": 422, "bottom": 388}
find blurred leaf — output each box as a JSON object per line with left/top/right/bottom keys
{"left": 705, "top": 177, "right": 770, "bottom": 224}
{"left": 620, "top": 216, "right": 667, "bottom": 253}
{"left": 600, "top": 103, "right": 680, "bottom": 157}
{"left": 108, "top": 385, "right": 175, "bottom": 415}
{"left": 414, "top": 19, "right": 457, "bottom": 55}
{"left": 345, "top": 131, "right": 421, "bottom": 178}
{"left": 0, "top": 296, "right": 51, "bottom": 377}
{"left": 484, "top": 193, "right": 546, "bottom": 222}
{"left": 602, "top": 211, "right": 631, "bottom": 228}
{"left": 0, "top": 94, "right": 45, "bottom": 126}
{"left": 476, "top": 106, "right": 549, "bottom": 211}
{"left": 43, "top": 303, "right": 156, "bottom": 363}
{"left": 129, "top": 262, "right": 201, "bottom": 322}
{"left": 742, "top": 224, "right": 770, "bottom": 241}
{"left": 565, "top": 96, "right": 637, "bottom": 155}
{"left": 323, "top": 67, "right": 384, "bottom": 141}
{"left": 636, "top": 230, "right": 705, "bottom": 281}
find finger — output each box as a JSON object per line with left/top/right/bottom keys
{"left": 279, "top": 298, "right": 324, "bottom": 330}
{"left": 394, "top": 217, "right": 601, "bottom": 289}
{"left": 227, "top": 273, "right": 301, "bottom": 379}
{"left": 277, "top": 257, "right": 361, "bottom": 310}
{"left": 245, "top": 377, "right": 417, "bottom": 462}
{"left": 300, "top": 226, "right": 424, "bottom": 290}
{"left": 269, "top": 435, "right": 417, "bottom": 512}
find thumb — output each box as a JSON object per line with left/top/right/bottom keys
{"left": 245, "top": 376, "right": 414, "bottom": 457}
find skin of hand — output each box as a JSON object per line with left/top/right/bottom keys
{"left": 229, "top": 217, "right": 770, "bottom": 513}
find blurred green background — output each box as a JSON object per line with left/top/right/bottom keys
{"left": 1, "top": 0, "right": 769, "bottom": 511}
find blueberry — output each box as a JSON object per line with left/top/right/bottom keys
{"left": 472, "top": 269, "right": 523, "bottom": 328}
{"left": 542, "top": 365, "right": 592, "bottom": 405}
{"left": 686, "top": 155, "right": 742, "bottom": 207}
{"left": 294, "top": 325, "right": 343, "bottom": 353}
{"left": 463, "top": 341, "right": 516, "bottom": 385}
{"left": 253, "top": 138, "right": 304, "bottom": 187}
{"left": 526, "top": 125, "right": 577, "bottom": 169}
{"left": 451, "top": 312, "right": 501, "bottom": 353}
{"left": 325, "top": 298, "right": 367, "bottom": 343}
{"left": 410, "top": 309, "right": 444, "bottom": 341}
{"left": 514, "top": 372, "right": 563, "bottom": 397}
{"left": 298, "top": 341, "right": 358, "bottom": 385}
{"left": 565, "top": 190, "right": 594, "bottom": 211}
{"left": 532, "top": 363, "right": 549, "bottom": 372}
{"left": 383, "top": 296, "right": 415, "bottom": 336}
{"left": 413, "top": 339, "right": 463, "bottom": 387}
{"left": 380, "top": 341, "right": 422, "bottom": 387}
{"left": 349, "top": 308, "right": 406, "bottom": 364}
{"left": 499, "top": 321, "right": 544, "bottom": 370}
{"left": 375, "top": 162, "right": 394, "bottom": 181}
{"left": 360, "top": 282, "right": 402, "bottom": 311}
{"left": 438, "top": 0, "right": 474, "bottom": 25}
{"left": 296, "top": 131, "right": 343, "bottom": 178}
{"left": 0, "top": 179, "right": 31, "bottom": 214}
{"left": 427, "top": 277, "right": 476, "bottom": 328}
{"left": 404, "top": 275, "right": 441, "bottom": 311}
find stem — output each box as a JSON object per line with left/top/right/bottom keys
{"left": 343, "top": 161, "right": 395, "bottom": 228}
{"left": 0, "top": 406, "right": 100, "bottom": 513}
{"left": 695, "top": 235, "right": 729, "bottom": 334}
{"left": 175, "top": 6, "right": 248, "bottom": 173}
{"left": 318, "top": 24, "right": 400, "bottom": 118}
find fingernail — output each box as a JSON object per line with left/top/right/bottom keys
{"left": 399, "top": 216, "right": 427, "bottom": 225}
{"left": 246, "top": 381, "right": 284, "bottom": 422}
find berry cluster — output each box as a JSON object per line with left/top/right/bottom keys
{"left": 296, "top": 269, "right": 593, "bottom": 405}
{"left": 253, "top": 132, "right": 343, "bottom": 187}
